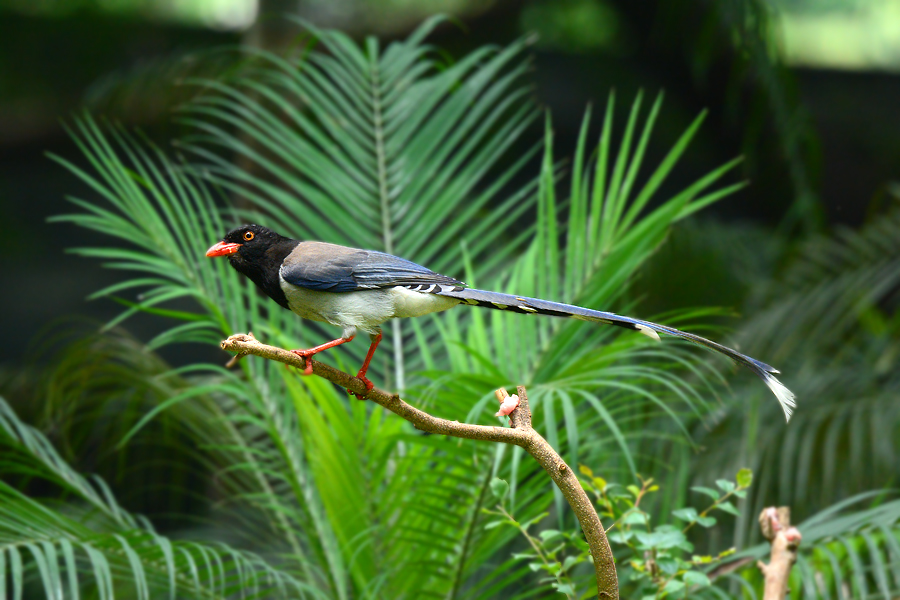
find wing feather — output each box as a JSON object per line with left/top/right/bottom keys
{"left": 280, "top": 242, "right": 464, "bottom": 292}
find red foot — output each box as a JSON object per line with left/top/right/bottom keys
{"left": 348, "top": 331, "right": 382, "bottom": 400}
{"left": 283, "top": 333, "right": 383, "bottom": 399}
{"left": 290, "top": 350, "right": 315, "bottom": 375}
{"left": 349, "top": 373, "right": 375, "bottom": 399}
{"left": 286, "top": 336, "right": 355, "bottom": 376}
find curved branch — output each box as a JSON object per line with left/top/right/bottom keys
{"left": 219, "top": 333, "right": 618, "bottom": 599}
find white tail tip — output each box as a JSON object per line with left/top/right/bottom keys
{"left": 636, "top": 324, "right": 661, "bottom": 341}
{"left": 763, "top": 371, "right": 796, "bottom": 422}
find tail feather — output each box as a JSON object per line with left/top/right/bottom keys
{"left": 432, "top": 286, "right": 796, "bottom": 421}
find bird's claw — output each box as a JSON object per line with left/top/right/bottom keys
{"left": 289, "top": 350, "right": 315, "bottom": 376}
{"left": 348, "top": 374, "right": 374, "bottom": 399}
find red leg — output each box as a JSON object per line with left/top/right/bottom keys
{"left": 349, "top": 331, "right": 382, "bottom": 399}
{"left": 290, "top": 336, "right": 354, "bottom": 375}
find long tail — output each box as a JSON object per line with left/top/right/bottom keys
{"left": 434, "top": 286, "right": 796, "bottom": 421}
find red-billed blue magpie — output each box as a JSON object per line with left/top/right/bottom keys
{"left": 207, "top": 224, "right": 795, "bottom": 420}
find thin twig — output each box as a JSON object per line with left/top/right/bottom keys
{"left": 219, "top": 333, "right": 619, "bottom": 599}
{"left": 493, "top": 503, "right": 575, "bottom": 600}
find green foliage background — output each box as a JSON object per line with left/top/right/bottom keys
{"left": 1, "top": 14, "right": 898, "bottom": 600}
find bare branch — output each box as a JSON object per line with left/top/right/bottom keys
{"left": 757, "top": 507, "right": 802, "bottom": 600}
{"left": 219, "top": 333, "right": 619, "bottom": 599}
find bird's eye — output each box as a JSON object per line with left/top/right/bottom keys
{"left": 243, "top": 231, "right": 254, "bottom": 241}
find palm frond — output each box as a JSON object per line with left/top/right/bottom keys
{"left": 0, "top": 396, "right": 318, "bottom": 600}
{"left": 720, "top": 494, "right": 900, "bottom": 599}
{"left": 691, "top": 200, "right": 900, "bottom": 526}
{"left": 746, "top": 200, "right": 900, "bottom": 362}
{"left": 176, "top": 16, "right": 540, "bottom": 389}
{"left": 50, "top": 121, "right": 353, "bottom": 593}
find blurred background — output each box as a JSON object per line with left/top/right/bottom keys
{"left": 1, "top": 0, "right": 899, "bottom": 597}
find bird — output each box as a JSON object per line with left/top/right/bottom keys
{"left": 206, "top": 224, "right": 796, "bottom": 420}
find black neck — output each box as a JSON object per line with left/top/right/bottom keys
{"left": 228, "top": 239, "right": 299, "bottom": 309}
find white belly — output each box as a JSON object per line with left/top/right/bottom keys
{"left": 279, "top": 278, "right": 460, "bottom": 336}
{"left": 388, "top": 286, "right": 461, "bottom": 318}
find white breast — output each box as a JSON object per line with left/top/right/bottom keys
{"left": 279, "top": 277, "right": 460, "bottom": 336}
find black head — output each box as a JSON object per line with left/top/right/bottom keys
{"left": 206, "top": 224, "right": 299, "bottom": 309}
{"left": 206, "top": 224, "right": 284, "bottom": 259}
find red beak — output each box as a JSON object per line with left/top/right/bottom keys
{"left": 206, "top": 241, "right": 242, "bottom": 257}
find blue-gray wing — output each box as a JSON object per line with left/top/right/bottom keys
{"left": 279, "top": 241, "right": 465, "bottom": 293}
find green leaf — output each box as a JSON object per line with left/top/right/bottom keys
{"left": 0, "top": 400, "right": 317, "bottom": 600}
{"left": 656, "top": 558, "right": 680, "bottom": 575}
{"left": 538, "top": 529, "right": 563, "bottom": 544}
{"left": 716, "top": 501, "right": 740, "bottom": 517}
{"left": 715, "top": 479, "right": 736, "bottom": 493}
{"left": 691, "top": 486, "right": 721, "bottom": 501}
{"left": 672, "top": 507, "right": 699, "bottom": 522}
{"left": 663, "top": 579, "right": 685, "bottom": 593}
{"left": 489, "top": 477, "right": 510, "bottom": 502}
{"left": 736, "top": 468, "right": 753, "bottom": 488}
{"left": 608, "top": 530, "right": 634, "bottom": 544}
{"left": 683, "top": 571, "right": 711, "bottom": 588}
{"left": 635, "top": 530, "right": 687, "bottom": 550}
{"left": 696, "top": 515, "right": 717, "bottom": 528}
{"left": 623, "top": 510, "right": 649, "bottom": 525}
{"left": 554, "top": 582, "right": 575, "bottom": 594}
{"left": 512, "top": 552, "right": 537, "bottom": 560}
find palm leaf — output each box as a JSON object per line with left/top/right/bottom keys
{"left": 719, "top": 494, "right": 900, "bottom": 599}
{"left": 176, "top": 16, "right": 540, "bottom": 390}
{"left": 0, "top": 396, "right": 318, "bottom": 600}
{"left": 691, "top": 200, "right": 900, "bottom": 531}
